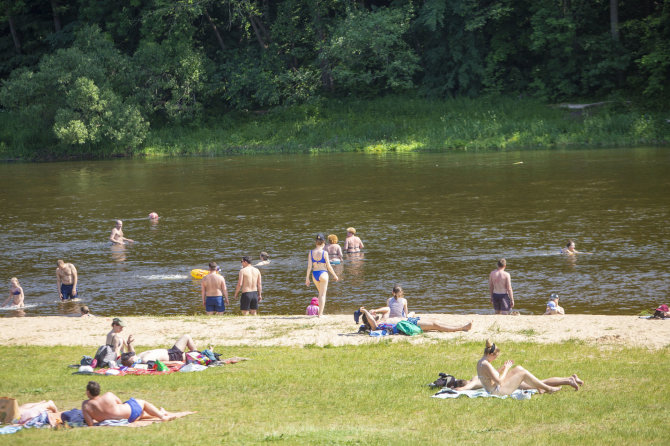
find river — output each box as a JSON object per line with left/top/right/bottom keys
{"left": 1, "top": 147, "right": 668, "bottom": 317}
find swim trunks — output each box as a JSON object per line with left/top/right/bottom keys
{"left": 167, "top": 345, "right": 184, "bottom": 361}
{"left": 240, "top": 291, "right": 259, "bottom": 311}
{"left": 60, "top": 283, "right": 77, "bottom": 300}
{"left": 124, "top": 398, "right": 142, "bottom": 423}
{"left": 206, "top": 296, "right": 225, "bottom": 313}
{"left": 492, "top": 293, "right": 511, "bottom": 312}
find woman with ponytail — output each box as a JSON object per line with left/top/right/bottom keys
{"left": 476, "top": 340, "right": 583, "bottom": 395}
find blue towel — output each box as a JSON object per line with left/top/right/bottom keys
{"left": 0, "top": 425, "right": 23, "bottom": 435}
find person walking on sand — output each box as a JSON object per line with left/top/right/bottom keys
{"left": 56, "top": 259, "right": 78, "bottom": 301}
{"left": 201, "top": 262, "right": 229, "bottom": 315}
{"left": 306, "top": 233, "right": 338, "bottom": 317}
{"left": 82, "top": 381, "right": 175, "bottom": 425}
{"left": 109, "top": 220, "right": 134, "bottom": 244}
{"left": 476, "top": 339, "right": 583, "bottom": 395}
{"left": 3, "top": 277, "right": 24, "bottom": 307}
{"left": 489, "top": 258, "right": 514, "bottom": 315}
{"left": 234, "top": 256, "right": 262, "bottom": 315}
{"left": 343, "top": 227, "right": 364, "bottom": 253}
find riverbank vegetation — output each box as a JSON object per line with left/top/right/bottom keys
{"left": 1, "top": 342, "right": 667, "bottom": 444}
{"left": 1, "top": 1, "right": 669, "bottom": 160}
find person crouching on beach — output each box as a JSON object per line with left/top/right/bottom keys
{"left": 544, "top": 293, "right": 565, "bottom": 315}
{"left": 306, "top": 297, "right": 320, "bottom": 316}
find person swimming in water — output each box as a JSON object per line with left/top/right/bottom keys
{"left": 305, "top": 233, "right": 339, "bottom": 317}
{"left": 561, "top": 239, "right": 592, "bottom": 255}
{"left": 3, "top": 277, "right": 24, "bottom": 308}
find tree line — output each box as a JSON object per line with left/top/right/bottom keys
{"left": 1, "top": 0, "right": 668, "bottom": 157}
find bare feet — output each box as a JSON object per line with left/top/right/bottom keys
{"left": 547, "top": 386, "right": 562, "bottom": 393}
{"left": 463, "top": 321, "right": 473, "bottom": 331}
{"left": 572, "top": 374, "right": 584, "bottom": 386}
{"left": 568, "top": 377, "right": 579, "bottom": 391}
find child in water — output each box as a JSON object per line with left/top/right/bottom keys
{"left": 306, "top": 297, "right": 320, "bottom": 316}
{"left": 3, "top": 277, "right": 25, "bottom": 308}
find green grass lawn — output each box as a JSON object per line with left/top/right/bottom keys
{"left": 1, "top": 341, "right": 668, "bottom": 445}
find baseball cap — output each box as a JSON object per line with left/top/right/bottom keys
{"left": 112, "top": 317, "right": 126, "bottom": 327}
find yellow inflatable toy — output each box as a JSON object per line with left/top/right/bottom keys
{"left": 190, "top": 269, "right": 210, "bottom": 279}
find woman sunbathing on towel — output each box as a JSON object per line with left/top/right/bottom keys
{"left": 357, "top": 306, "right": 472, "bottom": 333}
{"left": 120, "top": 334, "right": 198, "bottom": 366}
{"left": 475, "top": 339, "right": 584, "bottom": 395}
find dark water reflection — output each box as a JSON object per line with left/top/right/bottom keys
{"left": 1, "top": 148, "right": 668, "bottom": 317}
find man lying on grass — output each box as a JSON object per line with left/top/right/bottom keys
{"left": 120, "top": 334, "right": 198, "bottom": 366}
{"left": 82, "top": 381, "right": 175, "bottom": 425}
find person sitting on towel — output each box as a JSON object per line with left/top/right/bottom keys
{"left": 82, "top": 381, "right": 174, "bottom": 425}
{"left": 119, "top": 334, "right": 198, "bottom": 366}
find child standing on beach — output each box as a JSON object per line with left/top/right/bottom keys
{"left": 3, "top": 277, "right": 25, "bottom": 308}
{"left": 306, "top": 297, "right": 320, "bottom": 316}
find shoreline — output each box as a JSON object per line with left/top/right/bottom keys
{"left": 2, "top": 314, "right": 668, "bottom": 349}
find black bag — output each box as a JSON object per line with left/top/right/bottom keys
{"left": 429, "top": 373, "right": 457, "bottom": 389}
{"left": 93, "top": 345, "right": 116, "bottom": 368}
{"left": 80, "top": 355, "right": 94, "bottom": 366}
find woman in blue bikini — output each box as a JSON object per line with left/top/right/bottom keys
{"left": 3, "top": 277, "right": 24, "bottom": 308}
{"left": 305, "top": 233, "right": 339, "bottom": 317}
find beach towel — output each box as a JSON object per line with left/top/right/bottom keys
{"left": 94, "top": 411, "right": 195, "bottom": 428}
{"left": 76, "top": 357, "right": 250, "bottom": 376}
{"left": 432, "top": 388, "right": 537, "bottom": 400}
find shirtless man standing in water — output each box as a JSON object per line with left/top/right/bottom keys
{"left": 56, "top": 259, "right": 78, "bottom": 300}
{"left": 109, "top": 220, "right": 134, "bottom": 244}
{"left": 489, "top": 258, "right": 514, "bottom": 315}
{"left": 234, "top": 256, "right": 262, "bottom": 315}
{"left": 201, "top": 262, "right": 228, "bottom": 315}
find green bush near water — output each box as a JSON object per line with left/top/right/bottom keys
{"left": 1, "top": 341, "right": 668, "bottom": 444}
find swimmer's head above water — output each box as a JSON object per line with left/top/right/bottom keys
{"left": 327, "top": 234, "right": 338, "bottom": 244}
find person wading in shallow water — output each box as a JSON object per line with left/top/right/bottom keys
{"left": 489, "top": 258, "right": 514, "bottom": 315}
{"left": 305, "top": 233, "right": 338, "bottom": 317}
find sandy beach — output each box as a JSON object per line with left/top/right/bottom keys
{"left": 1, "top": 314, "right": 668, "bottom": 349}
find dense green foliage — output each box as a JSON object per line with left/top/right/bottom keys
{"left": 1, "top": 0, "right": 669, "bottom": 158}
{"left": 1, "top": 341, "right": 669, "bottom": 444}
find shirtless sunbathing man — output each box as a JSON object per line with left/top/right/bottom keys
{"left": 82, "top": 381, "right": 174, "bottom": 425}
{"left": 119, "top": 334, "right": 198, "bottom": 366}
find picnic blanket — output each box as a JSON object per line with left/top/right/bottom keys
{"left": 73, "top": 357, "right": 249, "bottom": 376}
{"left": 432, "top": 388, "right": 538, "bottom": 400}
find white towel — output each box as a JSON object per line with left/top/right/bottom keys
{"left": 431, "top": 388, "right": 537, "bottom": 400}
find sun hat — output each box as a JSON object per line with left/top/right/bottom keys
{"left": 550, "top": 293, "right": 559, "bottom": 300}
{"left": 310, "top": 297, "right": 319, "bottom": 306}
{"left": 547, "top": 301, "right": 557, "bottom": 310}
{"left": 656, "top": 304, "right": 669, "bottom": 313}
{"left": 112, "top": 317, "right": 126, "bottom": 327}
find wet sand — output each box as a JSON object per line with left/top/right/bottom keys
{"left": 1, "top": 314, "right": 668, "bottom": 349}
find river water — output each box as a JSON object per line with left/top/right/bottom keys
{"left": 1, "top": 148, "right": 668, "bottom": 317}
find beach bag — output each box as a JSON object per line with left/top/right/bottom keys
{"left": 94, "top": 345, "right": 116, "bottom": 368}
{"left": 155, "top": 360, "right": 168, "bottom": 372}
{"left": 186, "top": 352, "right": 210, "bottom": 365}
{"left": 396, "top": 320, "right": 423, "bottom": 336}
{"left": 0, "top": 397, "right": 20, "bottom": 424}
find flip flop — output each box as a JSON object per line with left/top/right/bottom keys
{"left": 353, "top": 309, "right": 361, "bottom": 324}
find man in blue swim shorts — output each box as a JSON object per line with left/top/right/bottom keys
{"left": 82, "top": 381, "right": 175, "bottom": 425}
{"left": 201, "top": 262, "right": 228, "bottom": 315}
{"left": 56, "top": 259, "right": 78, "bottom": 300}
{"left": 488, "top": 258, "right": 514, "bottom": 315}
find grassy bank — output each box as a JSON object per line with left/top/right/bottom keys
{"left": 2, "top": 96, "right": 668, "bottom": 160}
{"left": 142, "top": 96, "right": 670, "bottom": 156}
{"left": 2, "top": 342, "right": 668, "bottom": 444}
